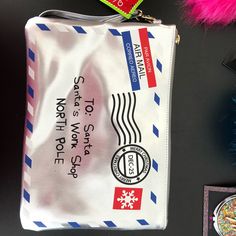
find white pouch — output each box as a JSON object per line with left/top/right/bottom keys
{"left": 20, "top": 9, "right": 178, "bottom": 231}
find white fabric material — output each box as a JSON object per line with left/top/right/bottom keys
{"left": 21, "top": 16, "right": 177, "bottom": 231}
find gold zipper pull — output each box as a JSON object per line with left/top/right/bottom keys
{"left": 134, "top": 9, "right": 161, "bottom": 24}
{"left": 176, "top": 34, "right": 181, "bottom": 45}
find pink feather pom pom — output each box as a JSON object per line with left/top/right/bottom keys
{"left": 184, "top": 0, "right": 236, "bottom": 25}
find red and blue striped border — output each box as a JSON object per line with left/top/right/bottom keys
{"left": 22, "top": 32, "right": 38, "bottom": 205}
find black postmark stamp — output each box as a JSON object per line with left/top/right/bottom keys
{"left": 111, "top": 144, "right": 151, "bottom": 185}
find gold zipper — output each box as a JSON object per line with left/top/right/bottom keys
{"left": 135, "top": 9, "right": 160, "bottom": 24}
{"left": 175, "top": 34, "right": 181, "bottom": 45}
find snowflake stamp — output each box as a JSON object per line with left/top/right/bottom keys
{"left": 113, "top": 187, "right": 143, "bottom": 210}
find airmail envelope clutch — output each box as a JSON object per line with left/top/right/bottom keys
{"left": 20, "top": 10, "right": 178, "bottom": 231}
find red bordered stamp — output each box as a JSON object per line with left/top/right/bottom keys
{"left": 113, "top": 187, "right": 143, "bottom": 210}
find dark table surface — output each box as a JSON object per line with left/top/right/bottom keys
{"left": 1, "top": 0, "right": 236, "bottom": 235}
